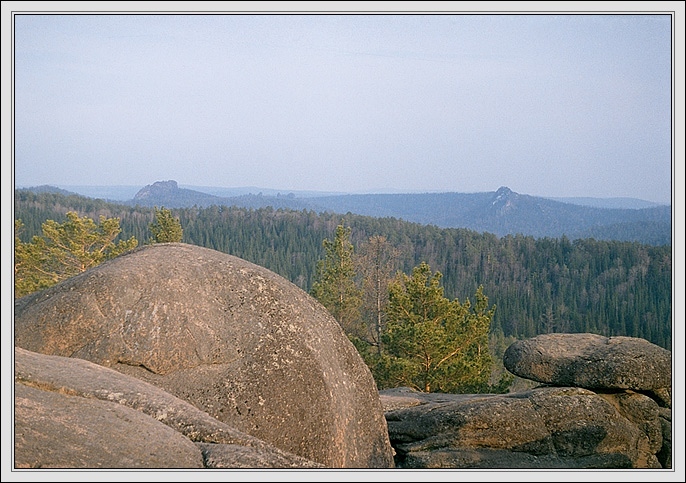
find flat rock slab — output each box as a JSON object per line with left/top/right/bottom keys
{"left": 15, "top": 383, "right": 204, "bottom": 469}
{"left": 503, "top": 333, "right": 671, "bottom": 393}
{"left": 380, "top": 386, "right": 664, "bottom": 469}
{"left": 15, "top": 347, "right": 321, "bottom": 469}
{"left": 14, "top": 243, "right": 393, "bottom": 468}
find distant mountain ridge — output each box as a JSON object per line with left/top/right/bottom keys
{"left": 126, "top": 181, "right": 671, "bottom": 244}
{"left": 306, "top": 186, "right": 671, "bottom": 242}
{"left": 31, "top": 183, "right": 668, "bottom": 208}
{"left": 546, "top": 196, "right": 667, "bottom": 210}
{"left": 130, "top": 180, "right": 314, "bottom": 211}
{"left": 179, "top": 185, "right": 347, "bottom": 199}
{"left": 17, "top": 182, "right": 671, "bottom": 245}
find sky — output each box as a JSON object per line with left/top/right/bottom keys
{"left": 8, "top": 6, "right": 678, "bottom": 203}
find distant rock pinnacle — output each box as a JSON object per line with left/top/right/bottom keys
{"left": 133, "top": 180, "right": 179, "bottom": 200}
{"left": 495, "top": 186, "right": 513, "bottom": 197}
{"left": 492, "top": 186, "right": 518, "bottom": 212}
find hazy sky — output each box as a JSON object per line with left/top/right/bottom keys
{"left": 12, "top": 11, "right": 674, "bottom": 202}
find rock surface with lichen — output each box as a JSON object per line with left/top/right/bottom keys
{"left": 14, "top": 243, "right": 394, "bottom": 468}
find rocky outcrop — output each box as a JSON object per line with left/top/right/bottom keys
{"left": 14, "top": 243, "right": 393, "bottom": 468}
{"left": 134, "top": 179, "right": 179, "bottom": 197}
{"left": 503, "top": 333, "right": 672, "bottom": 401}
{"left": 381, "top": 334, "right": 672, "bottom": 469}
{"left": 15, "top": 347, "right": 320, "bottom": 469}
{"left": 131, "top": 180, "right": 225, "bottom": 208}
{"left": 382, "top": 387, "right": 661, "bottom": 468}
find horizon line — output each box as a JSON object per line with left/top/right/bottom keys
{"left": 13, "top": 181, "right": 671, "bottom": 205}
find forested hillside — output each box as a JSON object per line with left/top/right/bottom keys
{"left": 15, "top": 189, "right": 672, "bottom": 349}
{"left": 81, "top": 180, "right": 672, "bottom": 244}
{"left": 309, "top": 187, "right": 672, "bottom": 243}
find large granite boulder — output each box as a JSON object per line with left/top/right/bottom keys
{"left": 15, "top": 347, "right": 320, "bottom": 468}
{"left": 380, "top": 386, "right": 665, "bottom": 469}
{"left": 503, "top": 333, "right": 671, "bottom": 397}
{"left": 14, "top": 243, "right": 393, "bottom": 468}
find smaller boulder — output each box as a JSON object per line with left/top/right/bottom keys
{"left": 503, "top": 333, "right": 671, "bottom": 393}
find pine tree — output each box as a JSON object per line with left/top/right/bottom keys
{"left": 149, "top": 206, "right": 183, "bottom": 243}
{"left": 14, "top": 212, "right": 138, "bottom": 298}
{"left": 311, "top": 222, "right": 363, "bottom": 337}
{"left": 381, "top": 262, "right": 496, "bottom": 393}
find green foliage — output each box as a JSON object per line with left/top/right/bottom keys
{"left": 14, "top": 189, "right": 672, "bottom": 349}
{"left": 14, "top": 220, "right": 52, "bottom": 297}
{"left": 14, "top": 212, "right": 137, "bottom": 298}
{"left": 149, "top": 206, "right": 183, "bottom": 243}
{"left": 310, "top": 222, "right": 363, "bottom": 336}
{"left": 376, "top": 263, "right": 496, "bottom": 393}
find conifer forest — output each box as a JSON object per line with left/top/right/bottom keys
{"left": 15, "top": 190, "right": 672, "bottom": 350}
